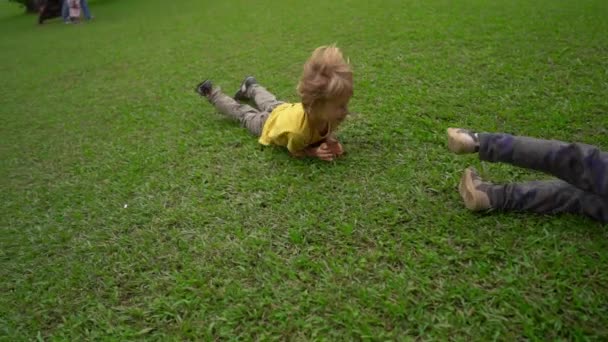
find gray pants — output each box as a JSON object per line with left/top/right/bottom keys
{"left": 208, "top": 84, "right": 284, "bottom": 136}
{"left": 479, "top": 133, "right": 608, "bottom": 223}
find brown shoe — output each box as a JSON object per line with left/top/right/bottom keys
{"left": 447, "top": 128, "right": 479, "bottom": 154}
{"left": 458, "top": 168, "right": 491, "bottom": 211}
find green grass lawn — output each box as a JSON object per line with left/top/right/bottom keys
{"left": 1, "top": 0, "right": 607, "bottom": 339}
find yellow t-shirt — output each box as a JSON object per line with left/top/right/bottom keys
{"left": 259, "top": 103, "right": 328, "bottom": 153}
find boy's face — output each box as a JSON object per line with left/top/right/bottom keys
{"left": 318, "top": 95, "right": 351, "bottom": 126}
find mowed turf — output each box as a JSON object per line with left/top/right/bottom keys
{"left": 1, "top": 0, "right": 607, "bottom": 339}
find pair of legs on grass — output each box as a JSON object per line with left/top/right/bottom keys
{"left": 195, "top": 80, "right": 608, "bottom": 223}
{"left": 62, "top": 0, "right": 93, "bottom": 22}
{"left": 196, "top": 77, "right": 282, "bottom": 136}
{"left": 448, "top": 128, "right": 608, "bottom": 223}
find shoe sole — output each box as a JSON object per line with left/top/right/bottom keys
{"left": 459, "top": 169, "right": 472, "bottom": 210}
{"left": 196, "top": 81, "right": 212, "bottom": 97}
{"left": 447, "top": 128, "right": 473, "bottom": 154}
{"left": 459, "top": 168, "right": 492, "bottom": 211}
{"left": 234, "top": 77, "right": 255, "bottom": 100}
{"left": 459, "top": 168, "right": 481, "bottom": 211}
{"left": 234, "top": 84, "right": 247, "bottom": 100}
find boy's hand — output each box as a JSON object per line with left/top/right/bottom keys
{"left": 325, "top": 134, "right": 344, "bottom": 156}
{"left": 314, "top": 144, "right": 334, "bottom": 161}
{"left": 295, "top": 143, "right": 338, "bottom": 161}
{"left": 325, "top": 139, "right": 344, "bottom": 156}
{"left": 294, "top": 146, "right": 333, "bottom": 161}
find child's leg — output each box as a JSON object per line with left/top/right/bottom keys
{"left": 61, "top": 0, "right": 69, "bottom": 22}
{"left": 248, "top": 84, "right": 284, "bottom": 113}
{"left": 208, "top": 89, "right": 268, "bottom": 136}
{"left": 79, "top": 0, "right": 92, "bottom": 19}
{"left": 487, "top": 179, "right": 608, "bottom": 223}
{"left": 459, "top": 168, "right": 608, "bottom": 223}
{"left": 478, "top": 133, "right": 608, "bottom": 198}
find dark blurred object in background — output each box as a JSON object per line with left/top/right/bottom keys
{"left": 38, "top": 0, "right": 62, "bottom": 24}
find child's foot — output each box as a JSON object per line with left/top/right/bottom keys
{"left": 234, "top": 76, "right": 257, "bottom": 100}
{"left": 447, "top": 128, "right": 479, "bottom": 154}
{"left": 195, "top": 80, "right": 213, "bottom": 97}
{"left": 458, "top": 168, "right": 492, "bottom": 211}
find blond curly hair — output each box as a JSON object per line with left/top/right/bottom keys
{"left": 297, "top": 45, "right": 353, "bottom": 116}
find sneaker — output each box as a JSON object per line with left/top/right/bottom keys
{"left": 458, "top": 168, "right": 492, "bottom": 211}
{"left": 195, "top": 80, "right": 213, "bottom": 97}
{"left": 447, "top": 128, "right": 479, "bottom": 154}
{"left": 234, "top": 76, "right": 257, "bottom": 101}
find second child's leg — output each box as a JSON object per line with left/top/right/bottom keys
{"left": 459, "top": 168, "right": 608, "bottom": 223}
{"left": 478, "top": 133, "right": 608, "bottom": 198}
{"left": 447, "top": 129, "right": 608, "bottom": 198}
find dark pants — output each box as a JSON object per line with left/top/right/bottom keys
{"left": 479, "top": 133, "right": 608, "bottom": 223}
